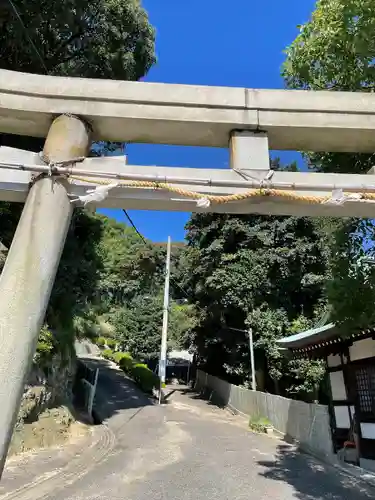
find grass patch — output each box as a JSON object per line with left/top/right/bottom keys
{"left": 249, "top": 415, "right": 272, "bottom": 433}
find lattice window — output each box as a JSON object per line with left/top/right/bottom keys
{"left": 354, "top": 365, "right": 375, "bottom": 416}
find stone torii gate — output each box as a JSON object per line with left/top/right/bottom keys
{"left": 2, "top": 68, "right": 375, "bottom": 473}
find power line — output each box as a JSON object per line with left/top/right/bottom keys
{"left": 122, "top": 209, "right": 147, "bottom": 244}
{"left": 121, "top": 209, "right": 204, "bottom": 313}
{"left": 6, "top": 0, "right": 49, "bottom": 74}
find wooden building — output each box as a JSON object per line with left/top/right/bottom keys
{"left": 278, "top": 322, "right": 375, "bottom": 472}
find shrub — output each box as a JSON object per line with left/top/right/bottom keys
{"left": 119, "top": 353, "right": 134, "bottom": 374}
{"left": 96, "top": 337, "right": 106, "bottom": 348}
{"left": 112, "top": 352, "right": 126, "bottom": 364}
{"left": 35, "top": 325, "right": 55, "bottom": 367}
{"left": 102, "top": 349, "right": 114, "bottom": 360}
{"left": 106, "top": 338, "right": 116, "bottom": 349}
{"left": 249, "top": 415, "right": 272, "bottom": 433}
{"left": 131, "top": 363, "right": 159, "bottom": 394}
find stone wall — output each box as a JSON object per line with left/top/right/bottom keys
{"left": 17, "top": 352, "right": 74, "bottom": 425}
{"left": 10, "top": 352, "right": 76, "bottom": 454}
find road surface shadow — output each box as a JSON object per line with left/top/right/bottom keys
{"left": 79, "top": 357, "right": 154, "bottom": 423}
{"left": 179, "top": 386, "right": 228, "bottom": 409}
{"left": 179, "top": 386, "right": 375, "bottom": 498}
{"left": 257, "top": 444, "right": 374, "bottom": 499}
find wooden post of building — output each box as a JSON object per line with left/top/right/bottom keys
{"left": 0, "top": 114, "right": 91, "bottom": 476}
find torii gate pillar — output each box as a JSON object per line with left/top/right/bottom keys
{"left": 0, "top": 114, "right": 91, "bottom": 476}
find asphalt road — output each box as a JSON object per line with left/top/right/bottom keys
{"left": 2, "top": 359, "right": 375, "bottom": 500}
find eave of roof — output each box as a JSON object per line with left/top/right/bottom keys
{"left": 277, "top": 323, "right": 337, "bottom": 349}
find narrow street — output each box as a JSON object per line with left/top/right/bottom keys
{"left": 1, "top": 360, "right": 374, "bottom": 500}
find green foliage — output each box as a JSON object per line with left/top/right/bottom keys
{"left": 96, "top": 337, "right": 106, "bottom": 347}
{"left": 182, "top": 203, "right": 330, "bottom": 395}
{"left": 96, "top": 318, "right": 116, "bottom": 338}
{"left": 0, "top": 2, "right": 160, "bottom": 379}
{"left": 246, "top": 307, "right": 289, "bottom": 383}
{"left": 287, "top": 358, "right": 326, "bottom": 402}
{"left": 95, "top": 217, "right": 164, "bottom": 306}
{"left": 249, "top": 415, "right": 272, "bottom": 433}
{"left": 0, "top": 203, "right": 23, "bottom": 248}
{"left": 131, "top": 363, "right": 159, "bottom": 393}
{"left": 34, "top": 325, "right": 55, "bottom": 367}
{"left": 326, "top": 220, "right": 375, "bottom": 333}
{"left": 283, "top": 0, "right": 375, "bottom": 332}
{"left": 119, "top": 353, "right": 135, "bottom": 374}
{"left": 283, "top": 1, "right": 375, "bottom": 176}
{"left": 105, "top": 338, "right": 116, "bottom": 349}
{"left": 109, "top": 294, "right": 163, "bottom": 361}
{"left": 102, "top": 349, "right": 114, "bottom": 360}
{"left": 0, "top": 1, "right": 156, "bottom": 153}
{"left": 0, "top": 0, "right": 155, "bottom": 79}
{"left": 108, "top": 349, "right": 159, "bottom": 394}
{"left": 112, "top": 351, "right": 127, "bottom": 364}
{"left": 169, "top": 302, "right": 197, "bottom": 350}
{"left": 46, "top": 211, "right": 105, "bottom": 358}
{"left": 283, "top": 0, "right": 375, "bottom": 93}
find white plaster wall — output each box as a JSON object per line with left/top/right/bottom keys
{"left": 334, "top": 406, "right": 350, "bottom": 429}
{"left": 350, "top": 338, "right": 375, "bottom": 361}
{"left": 329, "top": 371, "right": 347, "bottom": 400}
{"left": 360, "top": 423, "right": 375, "bottom": 439}
{"left": 327, "top": 354, "right": 341, "bottom": 368}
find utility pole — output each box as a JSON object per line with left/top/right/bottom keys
{"left": 158, "top": 236, "right": 171, "bottom": 404}
{"left": 227, "top": 326, "right": 256, "bottom": 392}
{"left": 0, "top": 114, "right": 91, "bottom": 476}
{"left": 248, "top": 328, "right": 256, "bottom": 391}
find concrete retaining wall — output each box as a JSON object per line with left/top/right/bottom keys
{"left": 195, "top": 370, "right": 335, "bottom": 463}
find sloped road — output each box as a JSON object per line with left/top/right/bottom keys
{"left": 2, "top": 359, "right": 375, "bottom": 500}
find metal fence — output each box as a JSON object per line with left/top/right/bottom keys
{"left": 73, "top": 360, "right": 99, "bottom": 418}
{"left": 195, "top": 370, "right": 335, "bottom": 463}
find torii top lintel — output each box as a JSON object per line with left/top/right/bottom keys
{"left": 1, "top": 69, "right": 375, "bottom": 152}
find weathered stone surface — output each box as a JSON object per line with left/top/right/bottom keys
{"left": 10, "top": 351, "right": 77, "bottom": 455}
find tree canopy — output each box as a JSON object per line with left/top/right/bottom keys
{"left": 0, "top": 0, "right": 155, "bottom": 79}
{"left": 283, "top": 0, "right": 375, "bottom": 333}
{"left": 0, "top": 0, "right": 155, "bottom": 152}
{"left": 0, "top": 1, "right": 158, "bottom": 362}
{"left": 179, "top": 176, "right": 330, "bottom": 399}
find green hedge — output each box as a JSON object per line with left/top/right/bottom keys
{"left": 102, "top": 349, "right": 114, "bottom": 360}
{"left": 96, "top": 336, "right": 106, "bottom": 347}
{"left": 119, "top": 353, "right": 134, "bottom": 375}
{"left": 131, "top": 363, "right": 159, "bottom": 394}
{"left": 106, "top": 349, "right": 160, "bottom": 395}
{"left": 112, "top": 351, "right": 127, "bottom": 364}
{"left": 106, "top": 338, "right": 116, "bottom": 348}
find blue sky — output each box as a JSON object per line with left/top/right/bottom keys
{"left": 99, "top": 0, "right": 316, "bottom": 242}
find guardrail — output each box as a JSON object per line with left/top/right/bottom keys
{"left": 73, "top": 360, "right": 99, "bottom": 418}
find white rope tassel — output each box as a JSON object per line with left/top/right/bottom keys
{"left": 70, "top": 182, "right": 120, "bottom": 206}
{"left": 323, "top": 188, "right": 363, "bottom": 205}
{"left": 259, "top": 170, "right": 275, "bottom": 191}
{"left": 196, "top": 197, "right": 211, "bottom": 209}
